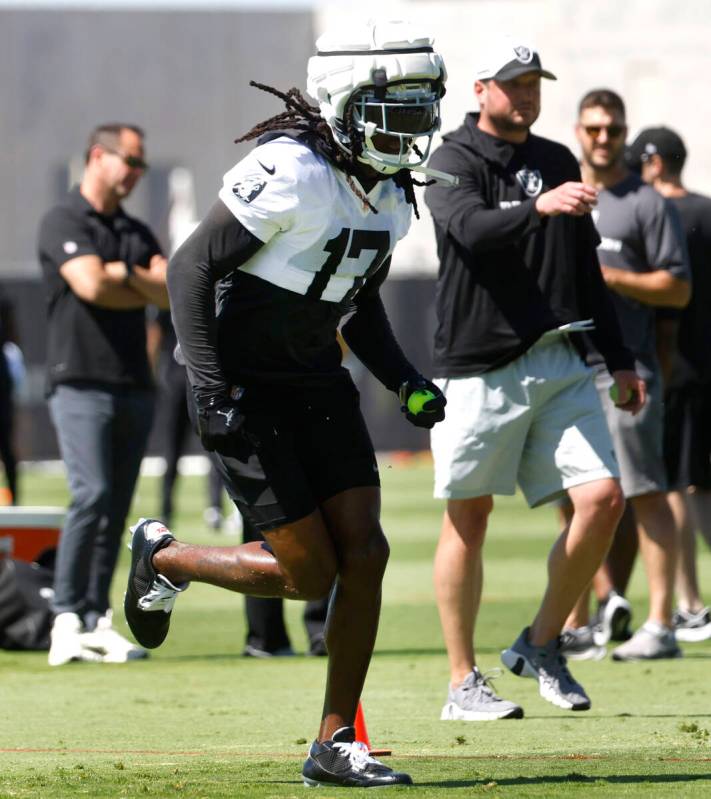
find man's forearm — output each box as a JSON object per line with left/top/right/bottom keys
{"left": 127, "top": 264, "right": 170, "bottom": 309}
{"left": 600, "top": 265, "right": 690, "bottom": 308}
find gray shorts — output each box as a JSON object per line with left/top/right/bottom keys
{"left": 431, "top": 335, "right": 619, "bottom": 507}
{"left": 595, "top": 368, "right": 666, "bottom": 498}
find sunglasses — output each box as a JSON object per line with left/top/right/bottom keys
{"left": 583, "top": 124, "right": 625, "bottom": 140}
{"left": 101, "top": 145, "right": 149, "bottom": 171}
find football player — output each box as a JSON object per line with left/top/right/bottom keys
{"left": 124, "top": 19, "right": 450, "bottom": 788}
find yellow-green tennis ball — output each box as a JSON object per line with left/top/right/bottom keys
{"left": 408, "top": 389, "right": 436, "bottom": 415}
{"left": 609, "top": 384, "right": 631, "bottom": 405}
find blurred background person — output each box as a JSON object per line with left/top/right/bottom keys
{"left": 38, "top": 123, "right": 169, "bottom": 666}
{"left": 629, "top": 127, "right": 711, "bottom": 643}
{"left": 148, "top": 308, "right": 195, "bottom": 529}
{"left": 0, "top": 288, "right": 21, "bottom": 505}
{"left": 561, "top": 91, "right": 690, "bottom": 662}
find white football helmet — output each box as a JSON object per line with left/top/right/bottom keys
{"left": 307, "top": 20, "right": 451, "bottom": 181}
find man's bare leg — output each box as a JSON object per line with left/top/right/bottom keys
{"left": 529, "top": 478, "right": 623, "bottom": 645}
{"left": 557, "top": 501, "right": 592, "bottom": 630}
{"left": 433, "top": 496, "right": 491, "bottom": 686}
{"left": 315, "top": 488, "right": 389, "bottom": 741}
{"left": 155, "top": 515, "right": 337, "bottom": 600}
{"left": 630, "top": 491, "right": 677, "bottom": 627}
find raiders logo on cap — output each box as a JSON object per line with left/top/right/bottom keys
{"left": 513, "top": 45, "right": 533, "bottom": 64}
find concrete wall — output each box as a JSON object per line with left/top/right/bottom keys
{"left": 0, "top": 8, "right": 314, "bottom": 278}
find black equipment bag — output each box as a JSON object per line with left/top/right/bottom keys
{"left": 0, "top": 558, "right": 54, "bottom": 651}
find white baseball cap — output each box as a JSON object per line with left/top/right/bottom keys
{"left": 476, "top": 37, "right": 556, "bottom": 82}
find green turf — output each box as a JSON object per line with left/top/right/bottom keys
{"left": 1, "top": 460, "right": 710, "bottom": 797}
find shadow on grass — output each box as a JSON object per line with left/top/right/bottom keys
{"left": 416, "top": 772, "right": 711, "bottom": 789}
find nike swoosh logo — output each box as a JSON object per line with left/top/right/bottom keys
{"left": 257, "top": 160, "right": 275, "bottom": 175}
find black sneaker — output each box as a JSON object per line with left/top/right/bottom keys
{"left": 123, "top": 518, "right": 188, "bottom": 649}
{"left": 309, "top": 633, "right": 328, "bottom": 657}
{"left": 593, "top": 591, "right": 632, "bottom": 645}
{"left": 302, "top": 726, "right": 412, "bottom": 787}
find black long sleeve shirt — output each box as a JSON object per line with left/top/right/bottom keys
{"left": 424, "top": 113, "right": 634, "bottom": 377}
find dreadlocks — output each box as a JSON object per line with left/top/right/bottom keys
{"left": 235, "top": 82, "right": 425, "bottom": 218}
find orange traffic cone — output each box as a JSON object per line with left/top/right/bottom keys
{"left": 355, "top": 701, "right": 391, "bottom": 757}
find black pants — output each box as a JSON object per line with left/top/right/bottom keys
{"left": 0, "top": 356, "right": 17, "bottom": 502}
{"left": 159, "top": 363, "right": 195, "bottom": 525}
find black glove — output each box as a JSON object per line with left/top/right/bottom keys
{"left": 196, "top": 394, "right": 246, "bottom": 457}
{"left": 398, "top": 375, "right": 446, "bottom": 429}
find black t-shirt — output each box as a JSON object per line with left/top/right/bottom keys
{"left": 424, "top": 114, "right": 633, "bottom": 377}
{"left": 37, "top": 186, "right": 161, "bottom": 391}
{"left": 666, "top": 192, "right": 711, "bottom": 387}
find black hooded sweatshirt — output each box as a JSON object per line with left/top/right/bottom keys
{"left": 424, "top": 113, "right": 633, "bottom": 377}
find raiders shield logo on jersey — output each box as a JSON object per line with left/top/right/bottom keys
{"left": 515, "top": 168, "right": 543, "bottom": 197}
{"left": 232, "top": 175, "right": 267, "bottom": 204}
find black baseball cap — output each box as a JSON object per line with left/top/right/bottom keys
{"left": 626, "top": 127, "right": 687, "bottom": 172}
{"left": 476, "top": 37, "right": 556, "bottom": 82}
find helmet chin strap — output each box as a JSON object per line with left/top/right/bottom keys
{"left": 409, "top": 163, "right": 460, "bottom": 186}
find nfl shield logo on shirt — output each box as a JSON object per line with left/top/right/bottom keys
{"left": 515, "top": 168, "right": 543, "bottom": 197}
{"left": 232, "top": 175, "right": 267, "bottom": 204}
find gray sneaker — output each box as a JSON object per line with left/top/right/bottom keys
{"left": 560, "top": 626, "right": 606, "bottom": 661}
{"left": 440, "top": 667, "right": 523, "bottom": 720}
{"left": 673, "top": 607, "right": 711, "bottom": 643}
{"left": 611, "top": 621, "right": 682, "bottom": 661}
{"left": 501, "top": 627, "right": 591, "bottom": 711}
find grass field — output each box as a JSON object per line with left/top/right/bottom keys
{"left": 1, "top": 458, "right": 710, "bottom": 798}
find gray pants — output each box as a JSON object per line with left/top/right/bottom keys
{"left": 49, "top": 384, "right": 155, "bottom": 620}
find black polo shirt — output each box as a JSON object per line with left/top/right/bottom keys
{"left": 37, "top": 185, "right": 161, "bottom": 392}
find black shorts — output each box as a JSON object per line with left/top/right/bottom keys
{"left": 663, "top": 383, "right": 711, "bottom": 490}
{"left": 205, "top": 384, "right": 380, "bottom": 532}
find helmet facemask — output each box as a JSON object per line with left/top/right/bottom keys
{"left": 334, "top": 76, "right": 443, "bottom": 175}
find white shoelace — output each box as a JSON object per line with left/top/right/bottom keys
{"left": 332, "top": 741, "right": 380, "bottom": 773}
{"left": 138, "top": 576, "right": 181, "bottom": 613}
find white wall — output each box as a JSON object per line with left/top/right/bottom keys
{"left": 316, "top": 0, "right": 711, "bottom": 273}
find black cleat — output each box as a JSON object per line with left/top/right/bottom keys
{"left": 302, "top": 726, "right": 412, "bottom": 788}
{"left": 123, "top": 518, "right": 188, "bottom": 649}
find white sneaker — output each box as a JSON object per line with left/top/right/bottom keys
{"left": 48, "top": 612, "right": 103, "bottom": 666}
{"left": 79, "top": 610, "right": 149, "bottom": 663}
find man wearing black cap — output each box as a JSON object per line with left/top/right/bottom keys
{"left": 560, "top": 92, "right": 691, "bottom": 663}
{"left": 629, "top": 127, "right": 711, "bottom": 643}
{"left": 425, "top": 39, "right": 644, "bottom": 719}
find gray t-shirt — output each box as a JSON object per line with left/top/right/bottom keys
{"left": 591, "top": 172, "right": 689, "bottom": 375}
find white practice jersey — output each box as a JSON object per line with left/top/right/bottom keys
{"left": 218, "top": 136, "right": 412, "bottom": 304}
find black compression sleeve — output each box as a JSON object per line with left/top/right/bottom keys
{"left": 341, "top": 262, "right": 418, "bottom": 392}
{"left": 167, "top": 200, "right": 264, "bottom": 403}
